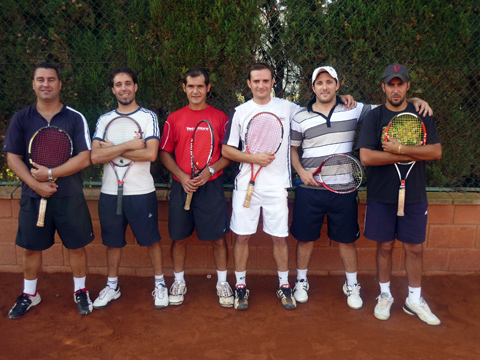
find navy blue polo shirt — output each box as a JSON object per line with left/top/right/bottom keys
{"left": 3, "top": 104, "right": 92, "bottom": 198}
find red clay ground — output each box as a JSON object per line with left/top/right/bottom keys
{"left": 1, "top": 272, "right": 479, "bottom": 360}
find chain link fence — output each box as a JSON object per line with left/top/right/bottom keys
{"left": 1, "top": 0, "right": 479, "bottom": 190}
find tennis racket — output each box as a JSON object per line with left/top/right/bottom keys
{"left": 311, "top": 154, "right": 364, "bottom": 193}
{"left": 184, "top": 120, "right": 215, "bottom": 211}
{"left": 384, "top": 112, "right": 426, "bottom": 216}
{"left": 103, "top": 115, "right": 143, "bottom": 215}
{"left": 28, "top": 126, "right": 73, "bottom": 227}
{"left": 243, "top": 112, "right": 283, "bottom": 208}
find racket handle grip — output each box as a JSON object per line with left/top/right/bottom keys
{"left": 184, "top": 193, "right": 193, "bottom": 211}
{"left": 397, "top": 187, "right": 405, "bottom": 216}
{"left": 116, "top": 187, "right": 123, "bottom": 216}
{"left": 36, "top": 198, "right": 47, "bottom": 227}
{"left": 243, "top": 183, "right": 255, "bottom": 208}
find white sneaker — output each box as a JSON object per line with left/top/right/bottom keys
{"left": 152, "top": 284, "right": 169, "bottom": 309}
{"left": 169, "top": 281, "right": 187, "bottom": 306}
{"left": 93, "top": 285, "right": 121, "bottom": 309}
{"left": 293, "top": 279, "right": 309, "bottom": 303}
{"left": 374, "top": 292, "right": 394, "bottom": 320}
{"left": 403, "top": 297, "right": 441, "bottom": 325}
{"left": 216, "top": 282, "right": 234, "bottom": 308}
{"left": 343, "top": 282, "right": 363, "bottom": 309}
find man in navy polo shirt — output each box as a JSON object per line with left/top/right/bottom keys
{"left": 3, "top": 63, "right": 95, "bottom": 319}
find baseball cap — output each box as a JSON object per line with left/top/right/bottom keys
{"left": 312, "top": 66, "right": 338, "bottom": 84}
{"left": 382, "top": 64, "right": 409, "bottom": 83}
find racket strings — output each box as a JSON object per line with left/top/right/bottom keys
{"left": 320, "top": 157, "right": 362, "bottom": 190}
{"left": 31, "top": 129, "right": 72, "bottom": 168}
{"left": 246, "top": 116, "right": 283, "bottom": 154}
{"left": 192, "top": 129, "right": 214, "bottom": 169}
{"left": 105, "top": 118, "right": 142, "bottom": 145}
{"left": 387, "top": 116, "right": 424, "bottom": 146}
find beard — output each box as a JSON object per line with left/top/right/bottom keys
{"left": 118, "top": 97, "right": 134, "bottom": 106}
{"left": 386, "top": 93, "right": 406, "bottom": 108}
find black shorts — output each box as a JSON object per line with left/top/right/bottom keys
{"left": 290, "top": 186, "right": 360, "bottom": 244}
{"left": 169, "top": 177, "right": 229, "bottom": 241}
{"left": 16, "top": 194, "right": 95, "bottom": 251}
{"left": 98, "top": 192, "right": 161, "bottom": 248}
{"left": 364, "top": 200, "right": 428, "bottom": 244}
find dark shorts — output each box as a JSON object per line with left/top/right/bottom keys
{"left": 290, "top": 186, "right": 360, "bottom": 244}
{"left": 98, "top": 191, "right": 161, "bottom": 248}
{"left": 169, "top": 177, "right": 229, "bottom": 241}
{"left": 363, "top": 200, "right": 428, "bottom": 244}
{"left": 16, "top": 194, "right": 95, "bottom": 251}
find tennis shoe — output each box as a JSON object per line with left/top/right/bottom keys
{"left": 276, "top": 284, "right": 296, "bottom": 310}
{"left": 93, "top": 285, "right": 121, "bottom": 309}
{"left": 153, "top": 283, "right": 169, "bottom": 309}
{"left": 216, "top": 282, "right": 234, "bottom": 308}
{"left": 169, "top": 281, "right": 187, "bottom": 306}
{"left": 8, "top": 292, "right": 41, "bottom": 319}
{"left": 403, "top": 297, "right": 441, "bottom": 325}
{"left": 374, "top": 292, "right": 394, "bottom": 320}
{"left": 74, "top": 289, "right": 93, "bottom": 315}
{"left": 343, "top": 282, "right": 363, "bottom": 309}
{"left": 234, "top": 285, "right": 249, "bottom": 310}
{"left": 293, "top": 279, "right": 309, "bottom": 303}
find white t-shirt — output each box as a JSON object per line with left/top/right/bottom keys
{"left": 93, "top": 107, "right": 160, "bottom": 195}
{"left": 223, "top": 97, "right": 301, "bottom": 191}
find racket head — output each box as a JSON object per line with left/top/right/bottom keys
{"left": 28, "top": 126, "right": 73, "bottom": 168}
{"left": 244, "top": 112, "right": 283, "bottom": 155}
{"left": 314, "top": 154, "right": 364, "bottom": 194}
{"left": 104, "top": 115, "right": 142, "bottom": 166}
{"left": 191, "top": 120, "right": 215, "bottom": 171}
{"left": 384, "top": 112, "right": 426, "bottom": 146}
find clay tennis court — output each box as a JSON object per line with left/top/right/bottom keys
{"left": 1, "top": 272, "right": 479, "bottom": 359}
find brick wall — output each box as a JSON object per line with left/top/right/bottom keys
{"left": 1, "top": 186, "right": 479, "bottom": 276}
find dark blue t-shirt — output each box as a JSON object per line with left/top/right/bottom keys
{"left": 3, "top": 104, "right": 91, "bottom": 198}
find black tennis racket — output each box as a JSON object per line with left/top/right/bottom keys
{"left": 243, "top": 112, "right": 283, "bottom": 208}
{"left": 184, "top": 120, "right": 215, "bottom": 211}
{"left": 28, "top": 126, "right": 73, "bottom": 227}
{"left": 103, "top": 115, "right": 143, "bottom": 215}
{"left": 384, "top": 112, "right": 426, "bottom": 216}
{"left": 312, "top": 154, "right": 364, "bottom": 193}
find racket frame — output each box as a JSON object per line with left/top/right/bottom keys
{"left": 184, "top": 120, "right": 215, "bottom": 211}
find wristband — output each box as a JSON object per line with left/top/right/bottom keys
{"left": 397, "top": 145, "right": 402, "bottom": 154}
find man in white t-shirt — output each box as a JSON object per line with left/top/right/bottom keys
{"left": 222, "top": 63, "right": 355, "bottom": 310}
{"left": 91, "top": 67, "right": 168, "bottom": 310}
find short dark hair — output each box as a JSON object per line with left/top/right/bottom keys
{"left": 33, "top": 63, "right": 60, "bottom": 80}
{"left": 247, "top": 62, "right": 274, "bottom": 80}
{"left": 109, "top": 67, "right": 138, "bottom": 88}
{"left": 183, "top": 67, "right": 210, "bottom": 86}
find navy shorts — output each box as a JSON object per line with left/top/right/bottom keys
{"left": 168, "top": 177, "right": 229, "bottom": 241}
{"left": 363, "top": 200, "right": 428, "bottom": 244}
{"left": 290, "top": 186, "right": 360, "bottom": 244}
{"left": 16, "top": 194, "right": 95, "bottom": 251}
{"left": 98, "top": 191, "right": 161, "bottom": 248}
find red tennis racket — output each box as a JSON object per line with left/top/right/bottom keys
{"left": 184, "top": 120, "right": 215, "bottom": 211}
{"left": 104, "top": 115, "right": 143, "bottom": 215}
{"left": 312, "top": 154, "right": 364, "bottom": 193}
{"left": 243, "top": 112, "right": 283, "bottom": 208}
{"left": 384, "top": 112, "right": 426, "bottom": 216}
{"left": 28, "top": 126, "right": 73, "bottom": 227}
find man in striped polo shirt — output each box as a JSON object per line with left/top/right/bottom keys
{"left": 290, "top": 66, "right": 432, "bottom": 309}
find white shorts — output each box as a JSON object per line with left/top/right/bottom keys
{"left": 230, "top": 188, "right": 289, "bottom": 237}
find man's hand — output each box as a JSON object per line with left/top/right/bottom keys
{"left": 34, "top": 181, "right": 58, "bottom": 198}
{"left": 252, "top": 152, "right": 275, "bottom": 167}
{"left": 30, "top": 163, "right": 49, "bottom": 182}
{"left": 339, "top": 94, "right": 357, "bottom": 110}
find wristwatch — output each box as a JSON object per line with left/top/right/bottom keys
{"left": 208, "top": 167, "right": 215, "bottom": 176}
{"left": 47, "top": 168, "right": 54, "bottom": 181}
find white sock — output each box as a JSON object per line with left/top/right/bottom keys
{"left": 155, "top": 274, "right": 165, "bottom": 287}
{"left": 346, "top": 271, "right": 358, "bottom": 286}
{"left": 24, "top": 278, "right": 37, "bottom": 295}
{"left": 296, "top": 269, "right": 308, "bottom": 281}
{"left": 235, "top": 271, "right": 246, "bottom": 287}
{"left": 217, "top": 270, "right": 227, "bottom": 283}
{"left": 408, "top": 286, "right": 421, "bottom": 304}
{"left": 174, "top": 271, "right": 185, "bottom": 283}
{"left": 278, "top": 270, "right": 289, "bottom": 287}
{"left": 73, "top": 276, "right": 86, "bottom": 292}
{"left": 107, "top": 277, "right": 118, "bottom": 289}
{"left": 379, "top": 281, "right": 392, "bottom": 297}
